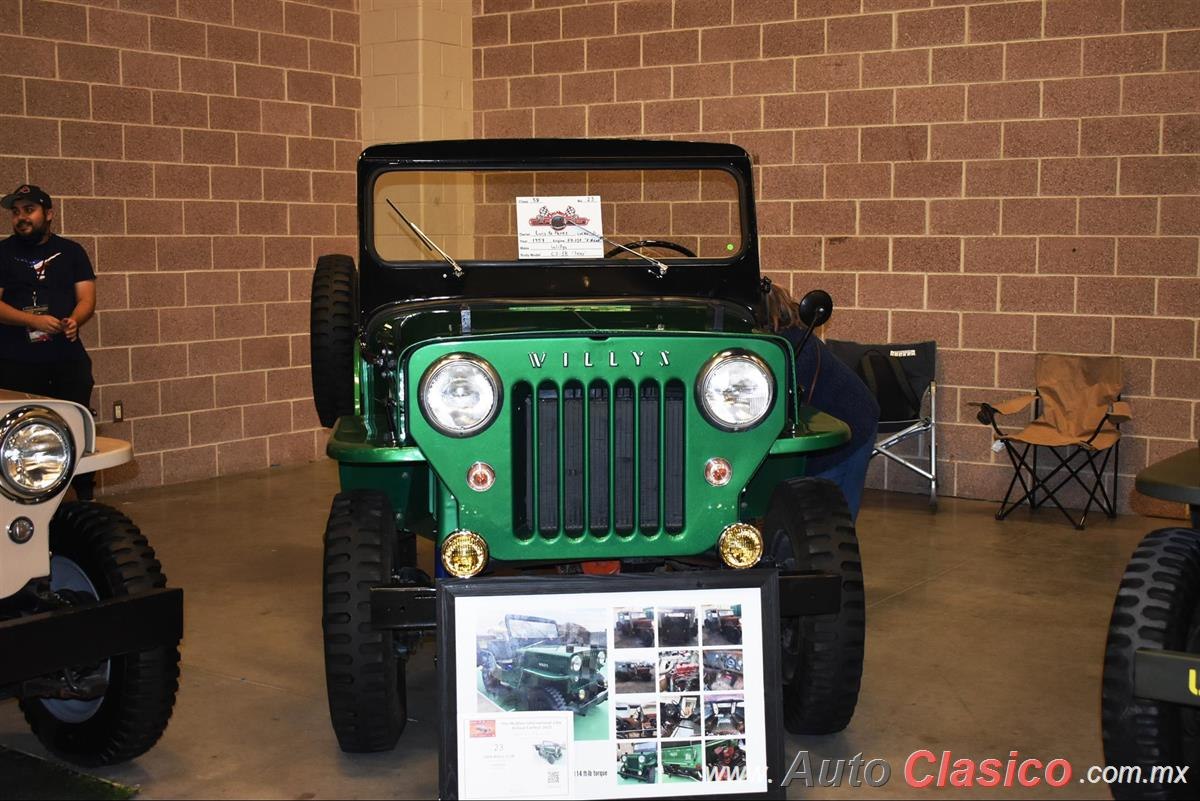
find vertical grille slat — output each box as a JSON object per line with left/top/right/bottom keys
{"left": 588, "top": 383, "right": 610, "bottom": 534}
{"left": 638, "top": 382, "right": 660, "bottom": 533}
{"left": 512, "top": 383, "right": 534, "bottom": 539}
{"left": 512, "top": 369, "right": 686, "bottom": 543}
{"left": 537, "top": 385, "right": 559, "bottom": 537}
{"left": 613, "top": 381, "right": 636, "bottom": 535}
{"left": 562, "top": 383, "right": 585, "bottom": 536}
{"left": 664, "top": 381, "right": 685, "bottom": 533}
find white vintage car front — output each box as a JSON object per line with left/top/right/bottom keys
{"left": 0, "top": 390, "right": 182, "bottom": 766}
{"left": 1, "top": 390, "right": 130, "bottom": 598}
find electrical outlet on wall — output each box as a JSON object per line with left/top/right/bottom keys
{"left": 113, "top": 401, "right": 124, "bottom": 422}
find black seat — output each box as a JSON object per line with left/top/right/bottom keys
{"left": 826, "top": 340, "right": 938, "bottom": 509}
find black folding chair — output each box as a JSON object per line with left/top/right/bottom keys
{"left": 827, "top": 340, "right": 938, "bottom": 509}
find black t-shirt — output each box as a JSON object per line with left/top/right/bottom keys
{"left": 0, "top": 233, "right": 95, "bottom": 363}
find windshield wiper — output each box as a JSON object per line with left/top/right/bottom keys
{"left": 567, "top": 221, "right": 668, "bottom": 278}
{"left": 385, "top": 197, "right": 464, "bottom": 278}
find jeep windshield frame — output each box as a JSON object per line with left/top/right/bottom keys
{"left": 358, "top": 139, "right": 763, "bottom": 316}
{"left": 505, "top": 614, "right": 561, "bottom": 643}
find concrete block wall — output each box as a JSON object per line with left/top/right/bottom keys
{"left": 470, "top": 0, "right": 1200, "bottom": 514}
{"left": 0, "top": 0, "right": 361, "bottom": 492}
{"left": 362, "top": 0, "right": 473, "bottom": 272}
{"left": 361, "top": 0, "right": 472, "bottom": 145}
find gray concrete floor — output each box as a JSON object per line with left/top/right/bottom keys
{"left": 0, "top": 459, "right": 1168, "bottom": 798}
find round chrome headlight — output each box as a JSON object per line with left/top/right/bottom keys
{"left": 0, "top": 407, "right": 74, "bottom": 502}
{"left": 419, "top": 354, "right": 501, "bottom": 437}
{"left": 570, "top": 653, "right": 583, "bottom": 672}
{"left": 597, "top": 650, "right": 607, "bottom": 667}
{"left": 697, "top": 350, "right": 774, "bottom": 431}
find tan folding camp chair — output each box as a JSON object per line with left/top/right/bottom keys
{"left": 974, "top": 354, "right": 1131, "bottom": 530}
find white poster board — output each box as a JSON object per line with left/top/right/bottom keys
{"left": 453, "top": 585, "right": 769, "bottom": 799}
{"left": 517, "top": 196, "right": 605, "bottom": 260}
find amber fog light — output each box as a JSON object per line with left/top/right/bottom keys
{"left": 441, "top": 529, "right": 489, "bottom": 578}
{"left": 8, "top": 516, "right": 34, "bottom": 544}
{"left": 719, "top": 522, "right": 763, "bottom": 569}
{"left": 466, "top": 461, "right": 495, "bottom": 492}
{"left": 704, "top": 457, "right": 733, "bottom": 487}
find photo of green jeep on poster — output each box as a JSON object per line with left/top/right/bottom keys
{"left": 475, "top": 610, "right": 609, "bottom": 740}
{"left": 616, "top": 741, "right": 659, "bottom": 784}
{"left": 661, "top": 740, "right": 704, "bottom": 782}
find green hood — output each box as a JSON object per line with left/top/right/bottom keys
{"left": 363, "top": 296, "right": 760, "bottom": 359}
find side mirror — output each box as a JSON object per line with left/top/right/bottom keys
{"left": 797, "top": 289, "right": 833, "bottom": 329}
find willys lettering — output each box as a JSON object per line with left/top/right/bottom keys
{"left": 528, "top": 351, "right": 671, "bottom": 368}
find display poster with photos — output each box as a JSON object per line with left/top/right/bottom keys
{"left": 516, "top": 196, "right": 605, "bottom": 260}
{"left": 455, "top": 587, "right": 767, "bottom": 799}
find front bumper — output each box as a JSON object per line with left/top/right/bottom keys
{"left": 568, "top": 683, "right": 608, "bottom": 714}
{"left": 0, "top": 587, "right": 183, "bottom": 686}
{"left": 369, "top": 569, "right": 841, "bottom": 631}
{"left": 1134, "top": 648, "right": 1200, "bottom": 707}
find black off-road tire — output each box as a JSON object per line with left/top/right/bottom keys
{"left": 310, "top": 253, "right": 358, "bottom": 428}
{"left": 20, "top": 502, "right": 180, "bottom": 767}
{"left": 1102, "top": 527, "right": 1200, "bottom": 801}
{"left": 323, "top": 490, "right": 411, "bottom": 753}
{"left": 765, "top": 477, "right": 865, "bottom": 735}
{"left": 527, "top": 687, "right": 567, "bottom": 711}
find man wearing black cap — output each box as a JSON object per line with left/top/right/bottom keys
{"left": 0, "top": 184, "right": 98, "bottom": 498}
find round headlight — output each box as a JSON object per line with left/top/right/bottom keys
{"left": 420, "top": 354, "right": 501, "bottom": 437}
{"left": 570, "top": 653, "right": 583, "bottom": 672}
{"left": 0, "top": 408, "right": 74, "bottom": 502}
{"left": 697, "top": 350, "right": 774, "bottom": 431}
{"left": 597, "top": 650, "right": 607, "bottom": 666}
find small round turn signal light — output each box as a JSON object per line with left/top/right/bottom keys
{"left": 466, "top": 461, "right": 496, "bottom": 492}
{"left": 441, "top": 529, "right": 489, "bottom": 578}
{"left": 8, "top": 516, "right": 34, "bottom": 544}
{"left": 718, "top": 522, "right": 763, "bottom": 569}
{"left": 704, "top": 457, "right": 733, "bottom": 487}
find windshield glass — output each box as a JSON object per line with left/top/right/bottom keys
{"left": 507, "top": 617, "right": 560, "bottom": 640}
{"left": 372, "top": 168, "right": 744, "bottom": 265}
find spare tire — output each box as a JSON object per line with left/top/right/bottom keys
{"left": 310, "top": 254, "right": 358, "bottom": 427}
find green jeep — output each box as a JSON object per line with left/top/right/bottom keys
{"left": 618, "top": 742, "right": 658, "bottom": 783}
{"left": 476, "top": 614, "right": 607, "bottom": 712}
{"left": 312, "top": 138, "right": 865, "bottom": 753}
{"left": 661, "top": 742, "right": 704, "bottom": 781}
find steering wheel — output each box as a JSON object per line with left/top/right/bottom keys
{"left": 604, "top": 239, "right": 697, "bottom": 259}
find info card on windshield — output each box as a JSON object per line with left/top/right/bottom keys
{"left": 517, "top": 196, "right": 604, "bottom": 260}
